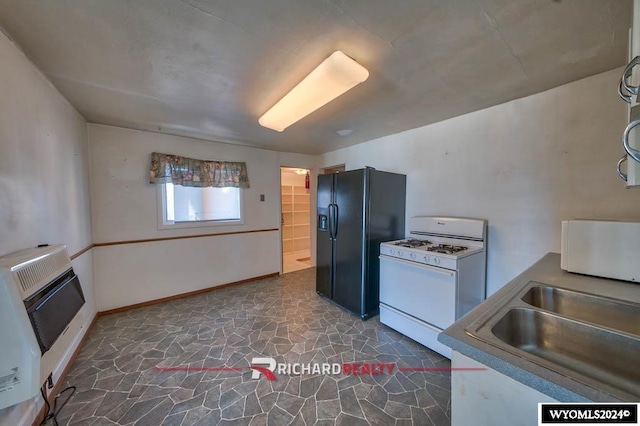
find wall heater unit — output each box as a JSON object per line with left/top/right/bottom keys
{"left": 0, "top": 245, "right": 85, "bottom": 410}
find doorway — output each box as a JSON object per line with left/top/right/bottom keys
{"left": 281, "top": 167, "right": 312, "bottom": 273}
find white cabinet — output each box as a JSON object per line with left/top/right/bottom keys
{"left": 451, "top": 351, "right": 557, "bottom": 426}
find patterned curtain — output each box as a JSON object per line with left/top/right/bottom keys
{"left": 149, "top": 152, "right": 250, "bottom": 188}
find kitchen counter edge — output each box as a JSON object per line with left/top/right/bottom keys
{"left": 438, "top": 252, "right": 639, "bottom": 403}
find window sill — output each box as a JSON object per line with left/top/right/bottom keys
{"left": 158, "top": 219, "right": 244, "bottom": 230}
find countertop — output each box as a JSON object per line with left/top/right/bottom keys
{"left": 438, "top": 252, "right": 640, "bottom": 402}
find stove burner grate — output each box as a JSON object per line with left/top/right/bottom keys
{"left": 393, "top": 238, "right": 432, "bottom": 248}
{"left": 426, "top": 244, "right": 468, "bottom": 254}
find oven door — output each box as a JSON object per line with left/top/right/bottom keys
{"left": 379, "top": 255, "right": 456, "bottom": 330}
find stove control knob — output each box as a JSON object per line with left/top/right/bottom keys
{"left": 434, "top": 258, "right": 440, "bottom": 265}
{"left": 410, "top": 253, "right": 416, "bottom": 260}
{"left": 424, "top": 255, "right": 430, "bottom": 262}
{"left": 398, "top": 250, "right": 404, "bottom": 256}
{"left": 390, "top": 249, "right": 395, "bottom": 255}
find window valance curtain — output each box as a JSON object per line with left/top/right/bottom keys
{"left": 149, "top": 152, "right": 250, "bottom": 188}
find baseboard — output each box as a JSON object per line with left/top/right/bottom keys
{"left": 31, "top": 314, "right": 98, "bottom": 426}
{"left": 98, "top": 272, "right": 279, "bottom": 316}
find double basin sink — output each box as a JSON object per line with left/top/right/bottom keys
{"left": 465, "top": 281, "right": 640, "bottom": 400}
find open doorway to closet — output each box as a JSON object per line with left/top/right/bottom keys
{"left": 281, "top": 167, "right": 312, "bottom": 273}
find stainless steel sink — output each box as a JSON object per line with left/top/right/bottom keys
{"left": 521, "top": 285, "right": 640, "bottom": 336}
{"left": 466, "top": 281, "right": 640, "bottom": 400}
{"left": 491, "top": 308, "right": 640, "bottom": 399}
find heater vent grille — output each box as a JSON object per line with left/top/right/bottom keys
{"left": 14, "top": 249, "right": 71, "bottom": 299}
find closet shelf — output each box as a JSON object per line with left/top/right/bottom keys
{"left": 282, "top": 184, "right": 311, "bottom": 254}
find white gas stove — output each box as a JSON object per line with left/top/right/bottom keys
{"left": 380, "top": 238, "right": 482, "bottom": 270}
{"left": 379, "top": 216, "right": 487, "bottom": 358}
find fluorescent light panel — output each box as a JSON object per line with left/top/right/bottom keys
{"left": 258, "top": 51, "right": 369, "bottom": 132}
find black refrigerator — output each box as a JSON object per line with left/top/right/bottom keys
{"left": 316, "top": 167, "right": 406, "bottom": 319}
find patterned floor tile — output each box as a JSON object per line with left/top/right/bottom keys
{"left": 48, "top": 268, "right": 451, "bottom": 425}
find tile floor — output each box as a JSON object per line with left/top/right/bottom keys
{"left": 53, "top": 268, "right": 451, "bottom": 425}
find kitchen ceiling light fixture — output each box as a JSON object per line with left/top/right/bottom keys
{"left": 294, "top": 169, "right": 308, "bottom": 175}
{"left": 258, "top": 51, "right": 369, "bottom": 132}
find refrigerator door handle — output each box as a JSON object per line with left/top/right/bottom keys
{"left": 333, "top": 203, "right": 339, "bottom": 238}
{"left": 328, "top": 203, "right": 335, "bottom": 240}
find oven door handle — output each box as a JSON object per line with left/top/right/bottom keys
{"left": 379, "top": 254, "right": 455, "bottom": 277}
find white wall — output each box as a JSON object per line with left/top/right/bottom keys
{"left": 88, "top": 125, "right": 317, "bottom": 310}
{"left": 0, "top": 32, "right": 95, "bottom": 426}
{"left": 320, "top": 68, "right": 640, "bottom": 295}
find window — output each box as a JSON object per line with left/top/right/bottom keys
{"left": 158, "top": 183, "right": 243, "bottom": 229}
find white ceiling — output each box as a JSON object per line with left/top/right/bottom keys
{"left": 0, "top": 0, "right": 632, "bottom": 154}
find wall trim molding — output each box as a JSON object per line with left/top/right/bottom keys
{"left": 32, "top": 314, "right": 98, "bottom": 426}
{"left": 70, "top": 244, "right": 94, "bottom": 260}
{"left": 68, "top": 228, "right": 280, "bottom": 259}
{"left": 97, "top": 272, "right": 279, "bottom": 316}
{"left": 93, "top": 228, "right": 279, "bottom": 248}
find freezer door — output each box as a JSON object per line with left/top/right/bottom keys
{"left": 365, "top": 170, "right": 406, "bottom": 315}
{"left": 333, "top": 169, "right": 366, "bottom": 316}
{"left": 316, "top": 173, "right": 334, "bottom": 298}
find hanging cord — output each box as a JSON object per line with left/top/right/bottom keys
{"left": 51, "top": 386, "right": 76, "bottom": 425}
{"left": 40, "top": 385, "right": 76, "bottom": 426}
{"left": 39, "top": 387, "right": 53, "bottom": 424}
